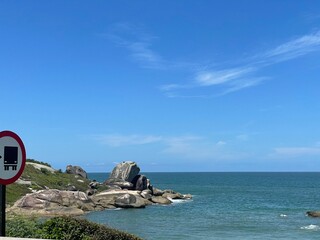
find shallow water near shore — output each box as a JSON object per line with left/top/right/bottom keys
{"left": 86, "top": 172, "right": 320, "bottom": 239}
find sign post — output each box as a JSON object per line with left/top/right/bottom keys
{"left": 0, "top": 131, "right": 26, "bottom": 236}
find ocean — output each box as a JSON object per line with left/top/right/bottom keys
{"left": 86, "top": 172, "right": 320, "bottom": 239}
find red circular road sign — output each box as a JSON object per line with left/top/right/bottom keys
{"left": 0, "top": 131, "right": 26, "bottom": 185}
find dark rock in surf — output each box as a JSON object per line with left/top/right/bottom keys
{"left": 307, "top": 211, "right": 320, "bottom": 217}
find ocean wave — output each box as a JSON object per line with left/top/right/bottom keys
{"left": 168, "top": 198, "right": 193, "bottom": 204}
{"left": 300, "top": 224, "right": 320, "bottom": 231}
{"left": 279, "top": 214, "right": 287, "bottom": 218}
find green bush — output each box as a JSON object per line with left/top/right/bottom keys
{"left": 7, "top": 216, "right": 143, "bottom": 240}
{"left": 7, "top": 217, "right": 42, "bottom": 238}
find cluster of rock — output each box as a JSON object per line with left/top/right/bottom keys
{"left": 9, "top": 161, "right": 192, "bottom": 216}
{"left": 98, "top": 161, "right": 191, "bottom": 208}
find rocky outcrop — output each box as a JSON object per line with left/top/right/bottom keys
{"left": 9, "top": 161, "right": 192, "bottom": 216}
{"left": 66, "top": 165, "right": 87, "bottom": 178}
{"left": 104, "top": 161, "right": 144, "bottom": 190}
{"left": 102, "top": 162, "right": 192, "bottom": 206}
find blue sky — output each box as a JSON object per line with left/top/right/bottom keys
{"left": 1, "top": 1, "right": 320, "bottom": 172}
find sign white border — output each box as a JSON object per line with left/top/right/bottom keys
{"left": 0, "top": 131, "right": 26, "bottom": 185}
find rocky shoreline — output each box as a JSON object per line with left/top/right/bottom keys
{"left": 8, "top": 161, "right": 192, "bottom": 216}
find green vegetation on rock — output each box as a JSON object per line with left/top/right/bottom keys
{"left": 26, "top": 158, "right": 52, "bottom": 167}
{"left": 7, "top": 160, "right": 92, "bottom": 205}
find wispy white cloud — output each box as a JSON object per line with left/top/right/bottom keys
{"left": 161, "top": 30, "right": 320, "bottom": 97}
{"left": 128, "top": 42, "right": 163, "bottom": 68}
{"left": 107, "top": 23, "right": 165, "bottom": 69}
{"left": 219, "top": 77, "right": 267, "bottom": 96}
{"left": 263, "top": 30, "right": 320, "bottom": 62}
{"left": 95, "top": 134, "right": 163, "bottom": 147}
{"left": 107, "top": 25, "right": 320, "bottom": 97}
{"left": 195, "top": 67, "right": 254, "bottom": 86}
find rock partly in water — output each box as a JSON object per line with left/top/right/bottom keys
{"left": 66, "top": 165, "right": 87, "bottom": 179}
{"left": 307, "top": 211, "right": 320, "bottom": 217}
{"left": 151, "top": 196, "right": 172, "bottom": 205}
{"left": 114, "top": 193, "right": 147, "bottom": 208}
{"left": 92, "top": 190, "right": 150, "bottom": 209}
{"left": 183, "top": 194, "right": 193, "bottom": 199}
{"left": 162, "top": 192, "right": 184, "bottom": 200}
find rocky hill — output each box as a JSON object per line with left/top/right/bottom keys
{"left": 7, "top": 160, "right": 192, "bottom": 216}
{"left": 7, "top": 160, "right": 93, "bottom": 205}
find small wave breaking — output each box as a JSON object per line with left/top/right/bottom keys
{"left": 300, "top": 224, "right": 320, "bottom": 231}
{"left": 279, "top": 214, "right": 287, "bottom": 218}
{"left": 168, "top": 198, "right": 193, "bottom": 204}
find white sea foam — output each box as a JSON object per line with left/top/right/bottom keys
{"left": 108, "top": 208, "right": 122, "bottom": 211}
{"left": 300, "top": 224, "right": 320, "bottom": 230}
{"left": 168, "top": 198, "right": 193, "bottom": 204}
{"left": 280, "top": 214, "right": 287, "bottom": 218}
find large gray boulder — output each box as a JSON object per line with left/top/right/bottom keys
{"left": 151, "top": 196, "right": 172, "bottom": 205}
{"left": 114, "top": 193, "right": 147, "bottom": 208}
{"left": 104, "top": 178, "right": 134, "bottom": 189}
{"left": 66, "top": 165, "right": 87, "bottom": 178}
{"left": 92, "top": 190, "right": 150, "bottom": 209}
{"left": 108, "top": 161, "right": 140, "bottom": 182}
{"left": 132, "top": 175, "right": 148, "bottom": 191}
{"left": 9, "top": 189, "right": 96, "bottom": 216}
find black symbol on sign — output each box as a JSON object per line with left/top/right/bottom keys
{"left": 3, "top": 146, "right": 18, "bottom": 171}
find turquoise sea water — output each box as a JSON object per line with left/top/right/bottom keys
{"left": 86, "top": 173, "right": 320, "bottom": 239}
